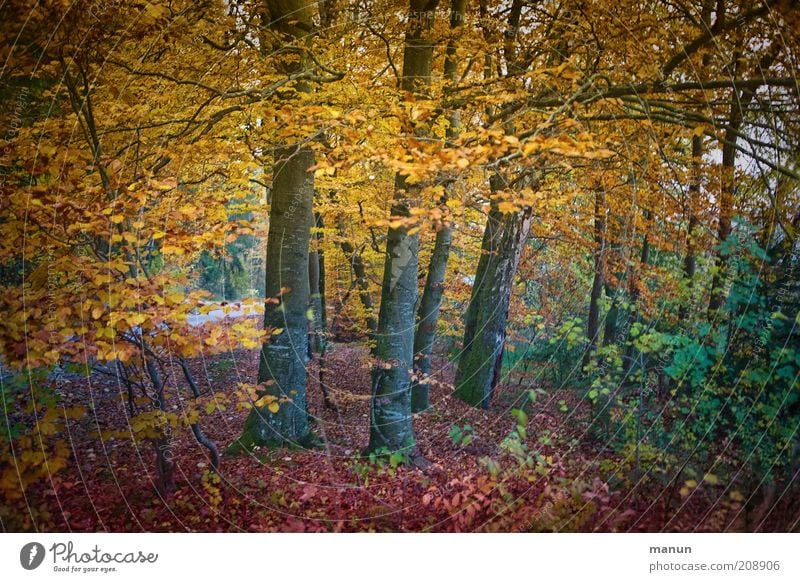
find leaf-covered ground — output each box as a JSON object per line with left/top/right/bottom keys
{"left": 28, "top": 341, "right": 781, "bottom": 532}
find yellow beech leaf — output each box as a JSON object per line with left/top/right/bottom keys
{"left": 730, "top": 491, "right": 745, "bottom": 502}
{"left": 152, "top": 177, "right": 177, "bottom": 191}
{"left": 166, "top": 291, "right": 183, "bottom": 305}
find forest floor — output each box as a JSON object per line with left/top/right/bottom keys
{"left": 32, "top": 339, "right": 752, "bottom": 532}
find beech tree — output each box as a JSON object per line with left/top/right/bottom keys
{"left": 411, "top": 0, "right": 467, "bottom": 412}
{"left": 2, "top": 0, "right": 799, "bottom": 533}
{"left": 368, "top": 0, "right": 441, "bottom": 456}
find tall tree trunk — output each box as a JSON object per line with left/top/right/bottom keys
{"left": 310, "top": 212, "right": 336, "bottom": 410}
{"left": 683, "top": 135, "right": 702, "bottom": 284}
{"left": 411, "top": 225, "right": 452, "bottom": 412}
{"left": 453, "top": 0, "right": 531, "bottom": 410}
{"left": 709, "top": 73, "right": 759, "bottom": 311}
{"left": 238, "top": 0, "right": 318, "bottom": 449}
{"left": 454, "top": 174, "right": 533, "bottom": 408}
{"left": 309, "top": 211, "right": 326, "bottom": 355}
{"left": 679, "top": 135, "right": 702, "bottom": 321}
{"left": 368, "top": 0, "right": 439, "bottom": 455}
{"left": 240, "top": 145, "right": 315, "bottom": 448}
{"left": 623, "top": 220, "right": 650, "bottom": 377}
{"left": 584, "top": 189, "right": 606, "bottom": 368}
{"left": 410, "top": 0, "right": 466, "bottom": 413}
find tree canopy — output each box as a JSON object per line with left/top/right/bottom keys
{"left": 1, "top": 0, "right": 799, "bottom": 532}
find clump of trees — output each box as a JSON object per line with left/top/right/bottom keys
{"left": 1, "top": 0, "right": 798, "bottom": 529}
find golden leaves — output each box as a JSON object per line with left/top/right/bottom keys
{"left": 254, "top": 394, "right": 280, "bottom": 414}
{"left": 150, "top": 177, "right": 178, "bottom": 191}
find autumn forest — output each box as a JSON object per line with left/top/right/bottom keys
{"left": 1, "top": 0, "right": 799, "bottom": 533}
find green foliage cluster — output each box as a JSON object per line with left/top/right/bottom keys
{"left": 511, "top": 226, "right": 800, "bottom": 510}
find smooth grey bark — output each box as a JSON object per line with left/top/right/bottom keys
{"left": 238, "top": 0, "right": 317, "bottom": 449}
{"left": 453, "top": 0, "right": 534, "bottom": 409}
{"left": 368, "top": 0, "right": 439, "bottom": 455}
{"left": 240, "top": 146, "right": 315, "bottom": 448}
{"left": 411, "top": 225, "right": 452, "bottom": 411}
{"left": 410, "top": 0, "right": 466, "bottom": 413}
{"left": 454, "top": 174, "right": 533, "bottom": 408}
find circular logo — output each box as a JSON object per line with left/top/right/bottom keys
{"left": 20, "top": 542, "right": 46, "bottom": 570}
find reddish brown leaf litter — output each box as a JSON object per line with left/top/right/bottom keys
{"left": 22, "top": 343, "right": 784, "bottom": 532}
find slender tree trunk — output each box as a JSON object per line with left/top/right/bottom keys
{"left": 410, "top": 0, "right": 466, "bottom": 413}
{"left": 411, "top": 225, "right": 452, "bottom": 411}
{"left": 337, "top": 217, "right": 378, "bottom": 336}
{"left": 144, "top": 357, "right": 174, "bottom": 496}
{"left": 368, "top": 0, "right": 439, "bottom": 455}
{"left": 317, "top": 214, "right": 327, "bottom": 341}
{"left": 683, "top": 135, "right": 702, "bottom": 284}
{"left": 308, "top": 244, "right": 320, "bottom": 356}
{"left": 310, "top": 212, "right": 336, "bottom": 410}
{"left": 453, "top": 0, "right": 532, "bottom": 410}
{"left": 309, "top": 212, "right": 326, "bottom": 355}
{"left": 603, "top": 283, "right": 619, "bottom": 347}
{"left": 584, "top": 189, "right": 606, "bottom": 368}
{"left": 454, "top": 175, "right": 533, "bottom": 408}
{"left": 708, "top": 130, "right": 735, "bottom": 312}
{"left": 678, "top": 135, "right": 702, "bottom": 321}
{"left": 623, "top": 221, "right": 650, "bottom": 377}
{"left": 709, "top": 76, "right": 758, "bottom": 312}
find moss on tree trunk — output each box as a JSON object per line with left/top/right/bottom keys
{"left": 454, "top": 175, "right": 532, "bottom": 408}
